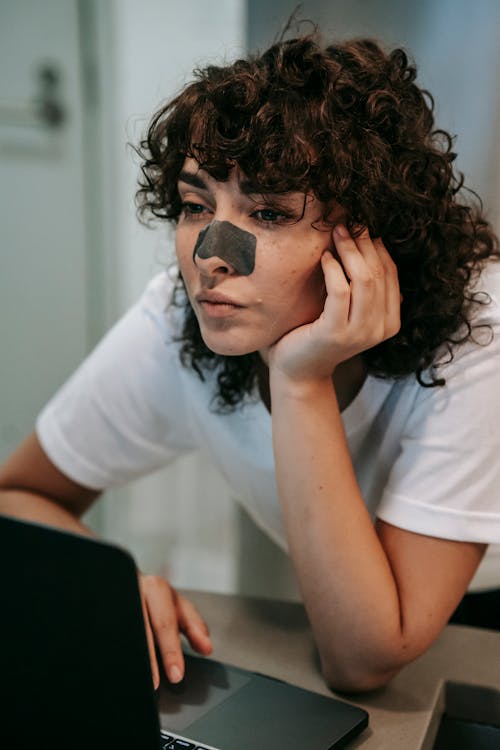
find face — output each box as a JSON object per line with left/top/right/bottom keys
{"left": 175, "top": 158, "right": 332, "bottom": 357}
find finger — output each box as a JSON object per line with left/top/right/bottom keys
{"left": 320, "top": 250, "right": 352, "bottom": 328}
{"left": 139, "top": 579, "right": 160, "bottom": 689}
{"left": 354, "top": 228, "right": 388, "bottom": 284}
{"left": 331, "top": 224, "right": 363, "bottom": 282}
{"left": 373, "top": 238, "right": 401, "bottom": 338}
{"left": 356, "top": 233, "right": 399, "bottom": 339}
{"left": 142, "top": 576, "right": 185, "bottom": 684}
{"left": 333, "top": 225, "right": 381, "bottom": 327}
{"left": 332, "top": 225, "right": 377, "bottom": 290}
{"left": 175, "top": 592, "right": 213, "bottom": 655}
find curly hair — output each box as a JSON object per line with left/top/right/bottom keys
{"left": 136, "top": 32, "right": 499, "bottom": 410}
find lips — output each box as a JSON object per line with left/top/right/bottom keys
{"left": 194, "top": 289, "right": 246, "bottom": 320}
{"left": 195, "top": 290, "right": 244, "bottom": 307}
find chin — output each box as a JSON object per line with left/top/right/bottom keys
{"left": 200, "top": 330, "right": 260, "bottom": 357}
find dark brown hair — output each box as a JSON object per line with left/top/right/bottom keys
{"left": 136, "top": 32, "right": 499, "bottom": 410}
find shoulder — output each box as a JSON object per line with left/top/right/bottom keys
{"left": 428, "top": 260, "right": 500, "bottom": 376}
{"left": 35, "top": 269, "right": 200, "bottom": 487}
{"left": 405, "top": 261, "right": 500, "bottom": 439}
{"left": 137, "top": 267, "right": 185, "bottom": 342}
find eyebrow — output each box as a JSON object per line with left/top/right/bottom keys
{"left": 178, "top": 171, "right": 209, "bottom": 191}
{"left": 178, "top": 170, "right": 266, "bottom": 197}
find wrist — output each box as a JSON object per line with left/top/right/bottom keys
{"left": 269, "top": 367, "right": 336, "bottom": 402}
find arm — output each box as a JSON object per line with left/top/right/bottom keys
{"left": 267, "top": 226, "right": 486, "bottom": 692}
{"left": 0, "top": 431, "right": 100, "bottom": 528}
{"left": 0, "top": 432, "right": 212, "bottom": 686}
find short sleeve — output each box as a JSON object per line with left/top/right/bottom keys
{"left": 377, "top": 266, "right": 500, "bottom": 544}
{"left": 36, "top": 273, "right": 198, "bottom": 490}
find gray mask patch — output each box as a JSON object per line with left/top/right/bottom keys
{"left": 192, "top": 220, "right": 256, "bottom": 276}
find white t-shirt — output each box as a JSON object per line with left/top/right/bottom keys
{"left": 37, "top": 264, "right": 500, "bottom": 591}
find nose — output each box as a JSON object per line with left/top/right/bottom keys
{"left": 192, "top": 232, "right": 234, "bottom": 276}
{"left": 193, "top": 253, "right": 233, "bottom": 276}
{"left": 192, "top": 220, "right": 256, "bottom": 276}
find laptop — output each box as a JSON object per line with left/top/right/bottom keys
{"left": 0, "top": 514, "right": 368, "bottom": 749}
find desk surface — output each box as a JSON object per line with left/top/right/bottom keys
{"left": 179, "top": 590, "right": 500, "bottom": 750}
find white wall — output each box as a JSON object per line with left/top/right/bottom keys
{"left": 89, "top": 0, "right": 247, "bottom": 592}
{"left": 0, "top": 0, "right": 88, "bottom": 461}
{"left": 111, "top": 0, "right": 247, "bottom": 312}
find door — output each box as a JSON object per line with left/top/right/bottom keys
{"left": 0, "top": 0, "right": 88, "bottom": 461}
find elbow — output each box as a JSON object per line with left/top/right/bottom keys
{"left": 319, "top": 646, "right": 414, "bottom": 694}
{"left": 317, "top": 623, "right": 434, "bottom": 693}
{"left": 322, "top": 661, "right": 401, "bottom": 694}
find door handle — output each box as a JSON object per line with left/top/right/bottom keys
{"left": 0, "top": 64, "right": 66, "bottom": 129}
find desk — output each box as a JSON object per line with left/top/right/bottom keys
{"left": 177, "top": 590, "right": 500, "bottom": 749}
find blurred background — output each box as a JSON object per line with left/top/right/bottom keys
{"left": 1, "top": 0, "right": 499, "bottom": 599}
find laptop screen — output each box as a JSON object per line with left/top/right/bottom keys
{"left": 0, "top": 515, "right": 161, "bottom": 750}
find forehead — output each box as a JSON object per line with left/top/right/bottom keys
{"left": 177, "top": 158, "right": 323, "bottom": 212}
{"left": 178, "top": 158, "right": 258, "bottom": 193}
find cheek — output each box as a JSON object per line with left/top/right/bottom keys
{"left": 283, "top": 252, "right": 327, "bottom": 315}
{"left": 257, "top": 255, "right": 325, "bottom": 322}
{"left": 175, "top": 230, "right": 196, "bottom": 274}
{"left": 175, "top": 229, "right": 189, "bottom": 260}
{"left": 278, "top": 249, "right": 325, "bottom": 294}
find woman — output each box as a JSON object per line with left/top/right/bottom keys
{"left": 1, "top": 32, "right": 499, "bottom": 692}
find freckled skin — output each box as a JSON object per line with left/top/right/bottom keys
{"left": 176, "top": 158, "right": 332, "bottom": 357}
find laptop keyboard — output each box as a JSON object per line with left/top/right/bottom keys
{"left": 160, "top": 729, "right": 221, "bottom": 750}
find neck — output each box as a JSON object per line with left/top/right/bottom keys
{"left": 257, "top": 355, "right": 367, "bottom": 414}
{"left": 333, "top": 355, "right": 368, "bottom": 412}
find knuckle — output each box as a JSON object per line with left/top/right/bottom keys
{"left": 335, "top": 282, "right": 350, "bottom": 298}
{"left": 357, "top": 272, "right": 374, "bottom": 288}
{"left": 386, "top": 258, "right": 399, "bottom": 280}
{"left": 154, "top": 612, "right": 178, "bottom": 633}
{"left": 330, "top": 279, "right": 350, "bottom": 299}
{"left": 178, "top": 600, "right": 208, "bottom": 632}
{"left": 162, "top": 647, "right": 181, "bottom": 662}
{"left": 141, "top": 574, "right": 170, "bottom": 595}
{"left": 386, "top": 254, "right": 397, "bottom": 271}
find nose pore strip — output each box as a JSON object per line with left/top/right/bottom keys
{"left": 192, "top": 220, "right": 256, "bottom": 276}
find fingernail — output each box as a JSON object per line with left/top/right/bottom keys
{"left": 168, "top": 665, "right": 182, "bottom": 683}
{"left": 334, "top": 223, "right": 348, "bottom": 238}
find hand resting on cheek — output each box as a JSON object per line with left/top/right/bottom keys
{"left": 267, "top": 225, "right": 401, "bottom": 382}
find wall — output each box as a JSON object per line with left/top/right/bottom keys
{"left": 87, "top": 0, "right": 247, "bottom": 591}
{"left": 0, "top": 0, "right": 88, "bottom": 461}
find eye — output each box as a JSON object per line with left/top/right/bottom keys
{"left": 180, "top": 202, "right": 211, "bottom": 220}
{"left": 251, "top": 208, "right": 292, "bottom": 224}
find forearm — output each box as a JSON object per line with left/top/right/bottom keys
{"left": 271, "top": 372, "right": 409, "bottom": 690}
{"left": 0, "top": 433, "right": 213, "bottom": 688}
{"left": 0, "top": 431, "right": 99, "bottom": 536}
{"left": 0, "top": 488, "right": 94, "bottom": 537}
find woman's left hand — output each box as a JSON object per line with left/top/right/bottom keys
{"left": 268, "top": 225, "right": 401, "bottom": 380}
